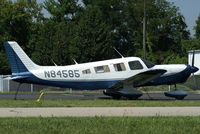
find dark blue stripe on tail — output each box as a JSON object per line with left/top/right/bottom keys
{"left": 3, "top": 41, "right": 28, "bottom": 74}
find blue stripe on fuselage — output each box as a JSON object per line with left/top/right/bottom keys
{"left": 12, "top": 72, "right": 121, "bottom": 90}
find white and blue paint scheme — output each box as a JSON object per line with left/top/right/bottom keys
{"left": 3, "top": 41, "right": 199, "bottom": 99}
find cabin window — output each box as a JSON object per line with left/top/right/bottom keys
{"left": 113, "top": 63, "right": 126, "bottom": 71}
{"left": 94, "top": 65, "right": 110, "bottom": 73}
{"left": 128, "top": 61, "right": 143, "bottom": 70}
{"left": 82, "top": 69, "right": 91, "bottom": 74}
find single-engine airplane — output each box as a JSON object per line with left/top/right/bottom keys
{"left": 3, "top": 41, "right": 199, "bottom": 99}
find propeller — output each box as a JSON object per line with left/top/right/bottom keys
{"left": 192, "top": 50, "right": 195, "bottom": 67}
{"left": 191, "top": 50, "right": 198, "bottom": 90}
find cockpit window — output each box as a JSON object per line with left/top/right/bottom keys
{"left": 128, "top": 61, "right": 143, "bottom": 70}
{"left": 141, "top": 58, "right": 155, "bottom": 68}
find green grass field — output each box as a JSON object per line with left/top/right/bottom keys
{"left": 0, "top": 117, "right": 200, "bottom": 134}
{"left": 1, "top": 99, "right": 200, "bottom": 107}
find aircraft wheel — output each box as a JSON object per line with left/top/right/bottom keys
{"left": 164, "top": 90, "right": 187, "bottom": 100}
{"left": 112, "top": 96, "right": 121, "bottom": 100}
{"left": 127, "top": 97, "right": 139, "bottom": 100}
{"left": 175, "top": 96, "right": 185, "bottom": 100}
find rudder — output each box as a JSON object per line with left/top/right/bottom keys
{"left": 3, "top": 41, "right": 39, "bottom": 74}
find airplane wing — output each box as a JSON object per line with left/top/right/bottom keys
{"left": 111, "top": 69, "right": 167, "bottom": 89}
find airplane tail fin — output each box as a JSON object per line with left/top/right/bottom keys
{"left": 3, "top": 41, "right": 40, "bottom": 74}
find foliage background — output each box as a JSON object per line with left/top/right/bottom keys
{"left": 0, "top": 0, "right": 200, "bottom": 74}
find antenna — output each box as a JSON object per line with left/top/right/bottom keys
{"left": 72, "top": 58, "right": 78, "bottom": 64}
{"left": 51, "top": 59, "right": 57, "bottom": 66}
{"left": 113, "top": 47, "right": 124, "bottom": 58}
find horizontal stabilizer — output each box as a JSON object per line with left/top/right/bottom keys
{"left": 10, "top": 76, "right": 30, "bottom": 80}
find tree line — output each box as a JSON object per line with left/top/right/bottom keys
{"left": 0, "top": 0, "right": 200, "bottom": 74}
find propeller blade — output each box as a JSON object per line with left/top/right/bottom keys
{"left": 191, "top": 50, "right": 198, "bottom": 90}
{"left": 192, "top": 50, "right": 195, "bottom": 67}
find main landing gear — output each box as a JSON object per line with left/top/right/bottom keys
{"left": 14, "top": 83, "right": 22, "bottom": 100}
{"left": 103, "top": 89, "right": 143, "bottom": 100}
{"left": 164, "top": 85, "right": 188, "bottom": 100}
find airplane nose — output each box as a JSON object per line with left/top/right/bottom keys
{"left": 190, "top": 66, "right": 199, "bottom": 73}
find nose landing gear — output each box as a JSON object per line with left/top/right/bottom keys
{"left": 164, "top": 85, "right": 188, "bottom": 100}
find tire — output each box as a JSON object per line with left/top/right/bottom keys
{"left": 175, "top": 96, "right": 185, "bottom": 100}
{"left": 112, "top": 96, "right": 121, "bottom": 100}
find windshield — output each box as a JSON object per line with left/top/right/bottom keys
{"left": 141, "top": 58, "right": 155, "bottom": 68}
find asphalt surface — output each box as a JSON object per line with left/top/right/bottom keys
{"left": 1, "top": 107, "right": 200, "bottom": 117}
{"left": 1, "top": 92, "right": 200, "bottom": 117}
{"left": 0, "top": 92, "right": 200, "bottom": 100}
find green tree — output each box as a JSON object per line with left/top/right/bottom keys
{"left": 44, "top": 0, "right": 81, "bottom": 22}
{"left": 0, "top": 0, "right": 43, "bottom": 74}
{"left": 82, "top": 0, "right": 190, "bottom": 63}
{"left": 32, "top": 20, "right": 77, "bottom": 66}
{"left": 73, "top": 5, "right": 115, "bottom": 62}
{"left": 0, "top": 0, "right": 191, "bottom": 75}
{"left": 125, "top": 0, "right": 189, "bottom": 63}
{"left": 32, "top": 0, "right": 82, "bottom": 66}
{"left": 195, "top": 15, "right": 200, "bottom": 39}
{"left": 83, "top": 0, "right": 133, "bottom": 57}
{"left": 181, "top": 14, "right": 200, "bottom": 61}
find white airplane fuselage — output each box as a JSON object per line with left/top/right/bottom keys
{"left": 13, "top": 57, "right": 195, "bottom": 89}
{"left": 3, "top": 41, "right": 199, "bottom": 90}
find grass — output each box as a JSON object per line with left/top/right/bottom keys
{"left": 1, "top": 99, "right": 200, "bottom": 107}
{"left": 0, "top": 117, "right": 200, "bottom": 134}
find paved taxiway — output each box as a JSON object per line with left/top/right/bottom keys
{"left": 1, "top": 107, "right": 200, "bottom": 117}
{"left": 1, "top": 92, "right": 200, "bottom": 117}
{"left": 0, "top": 92, "right": 200, "bottom": 100}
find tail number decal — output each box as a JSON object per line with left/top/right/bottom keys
{"left": 44, "top": 70, "right": 80, "bottom": 78}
